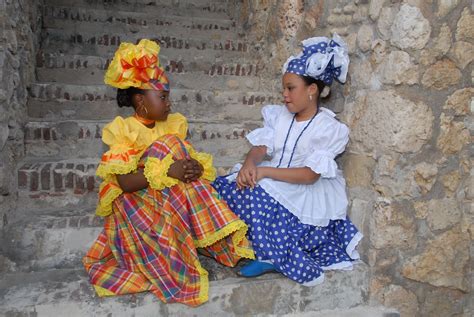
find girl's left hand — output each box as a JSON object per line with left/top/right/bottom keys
{"left": 183, "top": 158, "right": 203, "bottom": 183}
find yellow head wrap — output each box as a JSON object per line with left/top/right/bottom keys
{"left": 104, "top": 39, "right": 170, "bottom": 91}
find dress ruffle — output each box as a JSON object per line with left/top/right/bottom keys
{"left": 143, "top": 154, "right": 179, "bottom": 190}
{"left": 96, "top": 176, "right": 124, "bottom": 217}
{"left": 304, "top": 150, "right": 338, "bottom": 179}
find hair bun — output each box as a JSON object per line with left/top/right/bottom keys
{"left": 117, "top": 89, "right": 133, "bottom": 108}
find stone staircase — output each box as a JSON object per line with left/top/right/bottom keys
{"left": 1, "top": 0, "right": 396, "bottom": 315}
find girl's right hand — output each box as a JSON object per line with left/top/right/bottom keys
{"left": 237, "top": 162, "right": 257, "bottom": 190}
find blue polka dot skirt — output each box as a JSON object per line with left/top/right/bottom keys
{"left": 212, "top": 176, "right": 362, "bottom": 286}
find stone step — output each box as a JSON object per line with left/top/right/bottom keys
{"left": 37, "top": 65, "right": 266, "bottom": 87}
{"left": 281, "top": 307, "right": 399, "bottom": 317}
{"left": 15, "top": 151, "right": 241, "bottom": 210}
{"left": 2, "top": 207, "right": 249, "bottom": 273}
{"left": 36, "top": 51, "right": 265, "bottom": 78}
{"left": 46, "top": 0, "right": 231, "bottom": 19}
{"left": 24, "top": 119, "right": 257, "bottom": 159}
{"left": 43, "top": 4, "right": 235, "bottom": 29}
{"left": 0, "top": 264, "right": 370, "bottom": 316}
{"left": 43, "top": 8, "right": 240, "bottom": 42}
{"left": 27, "top": 84, "right": 281, "bottom": 121}
{"left": 3, "top": 208, "right": 102, "bottom": 271}
{"left": 41, "top": 27, "right": 264, "bottom": 59}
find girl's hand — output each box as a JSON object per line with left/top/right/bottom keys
{"left": 183, "top": 158, "right": 203, "bottom": 183}
{"left": 167, "top": 159, "right": 188, "bottom": 182}
{"left": 237, "top": 162, "right": 257, "bottom": 190}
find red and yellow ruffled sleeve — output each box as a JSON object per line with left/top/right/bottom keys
{"left": 185, "top": 144, "right": 217, "bottom": 182}
{"left": 96, "top": 175, "right": 123, "bottom": 217}
{"left": 96, "top": 116, "right": 144, "bottom": 179}
{"left": 95, "top": 117, "right": 145, "bottom": 217}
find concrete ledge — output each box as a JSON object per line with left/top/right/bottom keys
{"left": 0, "top": 263, "right": 370, "bottom": 316}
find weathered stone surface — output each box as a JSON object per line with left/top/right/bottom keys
{"left": 343, "top": 33, "right": 358, "bottom": 54}
{"left": 350, "top": 60, "right": 375, "bottom": 89}
{"left": 374, "top": 167, "right": 419, "bottom": 199}
{"left": 376, "top": 51, "right": 419, "bottom": 85}
{"left": 450, "top": 41, "right": 474, "bottom": 69}
{"left": 422, "top": 287, "right": 465, "bottom": 317}
{"left": 371, "top": 39, "right": 387, "bottom": 64}
{"left": 456, "top": 7, "right": 474, "bottom": 41}
{"left": 442, "top": 170, "right": 461, "bottom": 196}
{"left": 369, "top": 0, "right": 385, "bottom": 21}
{"left": 437, "top": 0, "right": 460, "bottom": 17}
{"left": 351, "top": 90, "right": 433, "bottom": 154}
{"left": 422, "top": 59, "right": 462, "bottom": 89}
{"left": 426, "top": 198, "right": 462, "bottom": 231}
{"left": 414, "top": 201, "right": 428, "bottom": 219}
{"left": 402, "top": 228, "right": 470, "bottom": 291}
{"left": 357, "top": 24, "right": 373, "bottom": 52}
{"left": 466, "top": 172, "right": 474, "bottom": 200}
{"left": 390, "top": 4, "right": 431, "bottom": 50}
{"left": 370, "top": 200, "right": 416, "bottom": 249}
{"left": 437, "top": 114, "right": 470, "bottom": 154}
{"left": 342, "top": 153, "right": 376, "bottom": 188}
{"left": 303, "top": 1, "right": 324, "bottom": 30}
{"left": 419, "top": 23, "right": 452, "bottom": 66}
{"left": 444, "top": 88, "right": 474, "bottom": 116}
{"left": 414, "top": 162, "right": 438, "bottom": 194}
{"left": 278, "top": 0, "right": 304, "bottom": 39}
{"left": 381, "top": 285, "right": 418, "bottom": 317}
{"left": 377, "top": 7, "right": 396, "bottom": 40}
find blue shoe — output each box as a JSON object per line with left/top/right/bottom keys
{"left": 237, "top": 260, "right": 277, "bottom": 278}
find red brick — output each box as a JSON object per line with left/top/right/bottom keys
{"left": 75, "top": 164, "right": 85, "bottom": 194}
{"left": 79, "top": 215, "right": 90, "bottom": 227}
{"left": 41, "top": 164, "right": 51, "bottom": 190}
{"left": 69, "top": 217, "right": 79, "bottom": 228}
{"left": 43, "top": 128, "right": 51, "bottom": 141}
{"left": 18, "top": 170, "right": 27, "bottom": 189}
{"left": 34, "top": 128, "right": 42, "bottom": 140}
{"left": 30, "top": 171, "right": 39, "bottom": 191}
{"left": 65, "top": 170, "right": 74, "bottom": 189}
{"left": 53, "top": 163, "right": 64, "bottom": 191}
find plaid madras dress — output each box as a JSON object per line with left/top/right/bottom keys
{"left": 84, "top": 130, "right": 254, "bottom": 307}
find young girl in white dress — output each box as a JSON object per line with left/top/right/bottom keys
{"left": 212, "top": 35, "right": 362, "bottom": 286}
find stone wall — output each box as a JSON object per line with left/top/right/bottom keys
{"left": 0, "top": 0, "right": 42, "bottom": 235}
{"left": 232, "top": 0, "right": 473, "bottom": 316}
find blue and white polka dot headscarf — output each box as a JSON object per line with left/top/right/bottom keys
{"left": 282, "top": 34, "right": 349, "bottom": 85}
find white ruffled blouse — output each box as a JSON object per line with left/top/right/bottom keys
{"left": 227, "top": 105, "right": 350, "bottom": 227}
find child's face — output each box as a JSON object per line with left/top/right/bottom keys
{"left": 142, "top": 90, "right": 171, "bottom": 121}
{"left": 282, "top": 73, "right": 316, "bottom": 115}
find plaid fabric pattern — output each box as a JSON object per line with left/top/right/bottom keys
{"left": 84, "top": 134, "right": 253, "bottom": 306}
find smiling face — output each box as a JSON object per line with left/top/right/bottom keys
{"left": 133, "top": 89, "right": 171, "bottom": 121}
{"left": 282, "top": 73, "right": 318, "bottom": 118}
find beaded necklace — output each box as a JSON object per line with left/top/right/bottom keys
{"left": 276, "top": 110, "right": 319, "bottom": 168}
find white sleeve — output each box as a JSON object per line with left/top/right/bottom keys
{"left": 304, "top": 121, "right": 349, "bottom": 178}
{"left": 246, "top": 105, "right": 283, "bottom": 156}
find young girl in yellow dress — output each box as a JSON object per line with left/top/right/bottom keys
{"left": 83, "top": 39, "right": 254, "bottom": 307}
